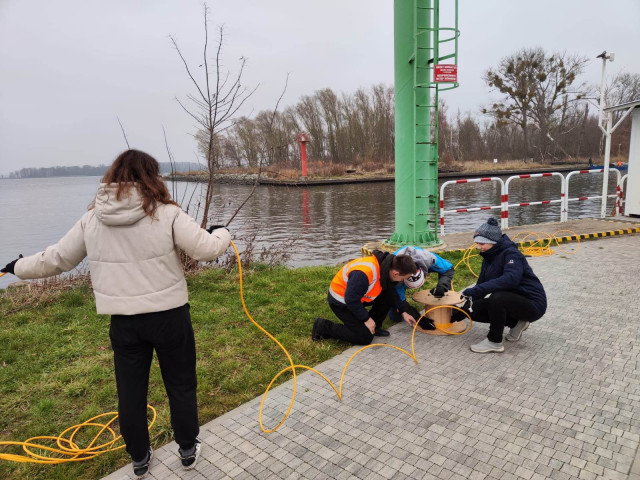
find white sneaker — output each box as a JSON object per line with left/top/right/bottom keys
{"left": 179, "top": 439, "right": 201, "bottom": 471}
{"left": 470, "top": 338, "right": 504, "bottom": 353}
{"left": 505, "top": 321, "right": 530, "bottom": 342}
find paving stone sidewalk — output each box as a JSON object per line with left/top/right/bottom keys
{"left": 104, "top": 233, "right": 640, "bottom": 480}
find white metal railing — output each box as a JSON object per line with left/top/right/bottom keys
{"left": 437, "top": 169, "right": 623, "bottom": 234}
{"left": 503, "top": 172, "right": 566, "bottom": 228}
{"left": 618, "top": 173, "right": 629, "bottom": 215}
{"left": 439, "top": 177, "right": 505, "bottom": 235}
{"left": 564, "top": 168, "right": 621, "bottom": 220}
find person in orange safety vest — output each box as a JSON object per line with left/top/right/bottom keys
{"left": 311, "top": 250, "right": 417, "bottom": 345}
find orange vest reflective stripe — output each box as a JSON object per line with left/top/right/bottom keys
{"left": 328, "top": 256, "right": 382, "bottom": 304}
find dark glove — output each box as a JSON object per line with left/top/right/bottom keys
{"left": 207, "top": 225, "right": 227, "bottom": 234}
{"left": 1, "top": 254, "right": 23, "bottom": 275}
{"left": 418, "top": 317, "right": 435, "bottom": 330}
{"left": 430, "top": 285, "right": 448, "bottom": 298}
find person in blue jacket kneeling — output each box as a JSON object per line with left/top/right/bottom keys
{"left": 460, "top": 217, "right": 547, "bottom": 353}
{"left": 388, "top": 246, "right": 455, "bottom": 330}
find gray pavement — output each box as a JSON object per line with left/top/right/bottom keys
{"left": 104, "top": 232, "right": 640, "bottom": 480}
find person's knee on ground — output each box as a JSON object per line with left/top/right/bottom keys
{"left": 312, "top": 317, "right": 333, "bottom": 341}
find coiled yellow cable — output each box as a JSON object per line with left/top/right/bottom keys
{"left": 0, "top": 240, "right": 471, "bottom": 464}
{"left": 454, "top": 229, "right": 580, "bottom": 281}
{"left": 0, "top": 407, "right": 156, "bottom": 464}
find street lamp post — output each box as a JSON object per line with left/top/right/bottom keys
{"left": 596, "top": 51, "right": 615, "bottom": 218}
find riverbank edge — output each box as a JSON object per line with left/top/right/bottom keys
{"left": 166, "top": 164, "right": 591, "bottom": 186}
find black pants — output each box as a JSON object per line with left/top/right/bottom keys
{"left": 110, "top": 303, "right": 199, "bottom": 461}
{"left": 327, "top": 289, "right": 395, "bottom": 345}
{"left": 467, "top": 291, "right": 542, "bottom": 343}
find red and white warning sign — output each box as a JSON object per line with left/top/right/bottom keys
{"left": 434, "top": 64, "right": 458, "bottom": 83}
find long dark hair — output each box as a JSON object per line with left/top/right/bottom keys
{"left": 101, "top": 149, "right": 178, "bottom": 217}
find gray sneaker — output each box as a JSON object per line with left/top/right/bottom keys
{"left": 505, "top": 320, "right": 530, "bottom": 342}
{"left": 470, "top": 338, "right": 504, "bottom": 353}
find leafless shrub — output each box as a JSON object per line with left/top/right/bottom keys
{"left": 209, "top": 227, "right": 295, "bottom": 273}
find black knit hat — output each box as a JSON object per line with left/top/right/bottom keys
{"left": 473, "top": 217, "right": 502, "bottom": 244}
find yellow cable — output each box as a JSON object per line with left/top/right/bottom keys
{"left": 0, "top": 406, "right": 156, "bottom": 464}
{"left": 228, "top": 241, "right": 472, "bottom": 433}
{"left": 431, "top": 306, "right": 473, "bottom": 335}
{"left": 1, "top": 239, "right": 473, "bottom": 463}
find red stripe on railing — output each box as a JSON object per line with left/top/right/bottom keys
{"left": 542, "top": 173, "right": 552, "bottom": 177}
{"left": 542, "top": 200, "right": 550, "bottom": 204}
{"left": 440, "top": 200, "right": 444, "bottom": 208}
{"left": 578, "top": 196, "right": 588, "bottom": 201}
{"left": 520, "top": 174, "right": 531, "bottom": 179}
{"left": 456, "top": 179, "right": 468, "bottom": 184}
{"left": 480, "top": 177, "right": 492, "bottom": 181}
{"left": 520, "top": 202, "right": 530, "bottom": 207}
{"left": 440, "top": 217, "right": 444, "bottom": 225}
{"left": 456, "top": 208, "right": 468, "bottom": 213}
{"left": 502, "top": 194, "right": 508, "bottom": 202}
{"left": 480, "top": 206, "right": 491, "bottom": 210}
{"left": 579, "top": 170, "right": 590, "bottom": 173}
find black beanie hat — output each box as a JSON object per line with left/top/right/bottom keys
{"left": 473, "top": 217, "right": 502, "bottom": 244}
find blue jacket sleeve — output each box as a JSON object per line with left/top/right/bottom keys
{"left": 430, "top": 254, "right": 453, "bottom": 274}
{"left": 464, "top": 251, "right": 524, "bottom": 299}
{"left": 344, "top": 270, "right": 372, "bottom": 322}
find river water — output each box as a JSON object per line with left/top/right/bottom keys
{"left": 0, "top": 173, "right": 618, "bottom": 289}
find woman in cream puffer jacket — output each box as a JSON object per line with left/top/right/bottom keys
{"left": 3, "top": 149, "right": 230, "bottom": 477}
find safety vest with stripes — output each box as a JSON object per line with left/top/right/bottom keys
{"left": 329, "top": 256, "right": 382, "bottom": 304}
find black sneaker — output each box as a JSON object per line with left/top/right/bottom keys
{"left": 179, "top": 439, "right": 201, "bottom": 470}
{"left": 132, "top": 447, "right": 153, "bottom": 479}
{"left": 374, "top": 328, "right": 390, "bottom": 337}
{"left": 312, "top": 317, "right": 329, "bottom": 341}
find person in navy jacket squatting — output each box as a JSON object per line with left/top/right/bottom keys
{"left": 457, "top": 217, "right": 547, "bottom": 353}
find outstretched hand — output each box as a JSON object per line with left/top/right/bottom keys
{"left": 401, "top": 311, "right": 416, "bottom": 327}
{"left": 1, "top": 254, "right": 24, "bottom": 275}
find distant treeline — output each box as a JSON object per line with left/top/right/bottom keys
{"left": 9, "top": 162, "right": 202, "bottom": 179}
{"left": 198, "top": 49, "right": 639, "bottom": 169}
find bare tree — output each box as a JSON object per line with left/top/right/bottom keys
{"left": 170, "top": 3, "right": 258, "bottom": 227}
{"left": 296, "top": 94, "right": 326, "bottom": 160}
{"left": 483, "top": 47, "right": 589, "bottom": 160}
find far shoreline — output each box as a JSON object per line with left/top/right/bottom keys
{"left": 164, "top": 162, "right": 597, "bottom": 186}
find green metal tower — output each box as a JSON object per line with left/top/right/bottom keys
{"left": 388, "top": 0, "right": 459, "bottom": 246}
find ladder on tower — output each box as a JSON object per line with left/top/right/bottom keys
{"left": 412, "top": 0, "right": 459, "bottom": 244}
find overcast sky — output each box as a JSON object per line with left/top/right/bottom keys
{"left": 1, "top": 0, "right": 639, "bottom": 176}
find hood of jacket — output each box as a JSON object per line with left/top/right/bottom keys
{"left": 94, "top": 183, "right": 147, "bottom": 226}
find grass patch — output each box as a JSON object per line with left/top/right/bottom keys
{"left": 0, "top": 251, "right": 481, "bottom": 479}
